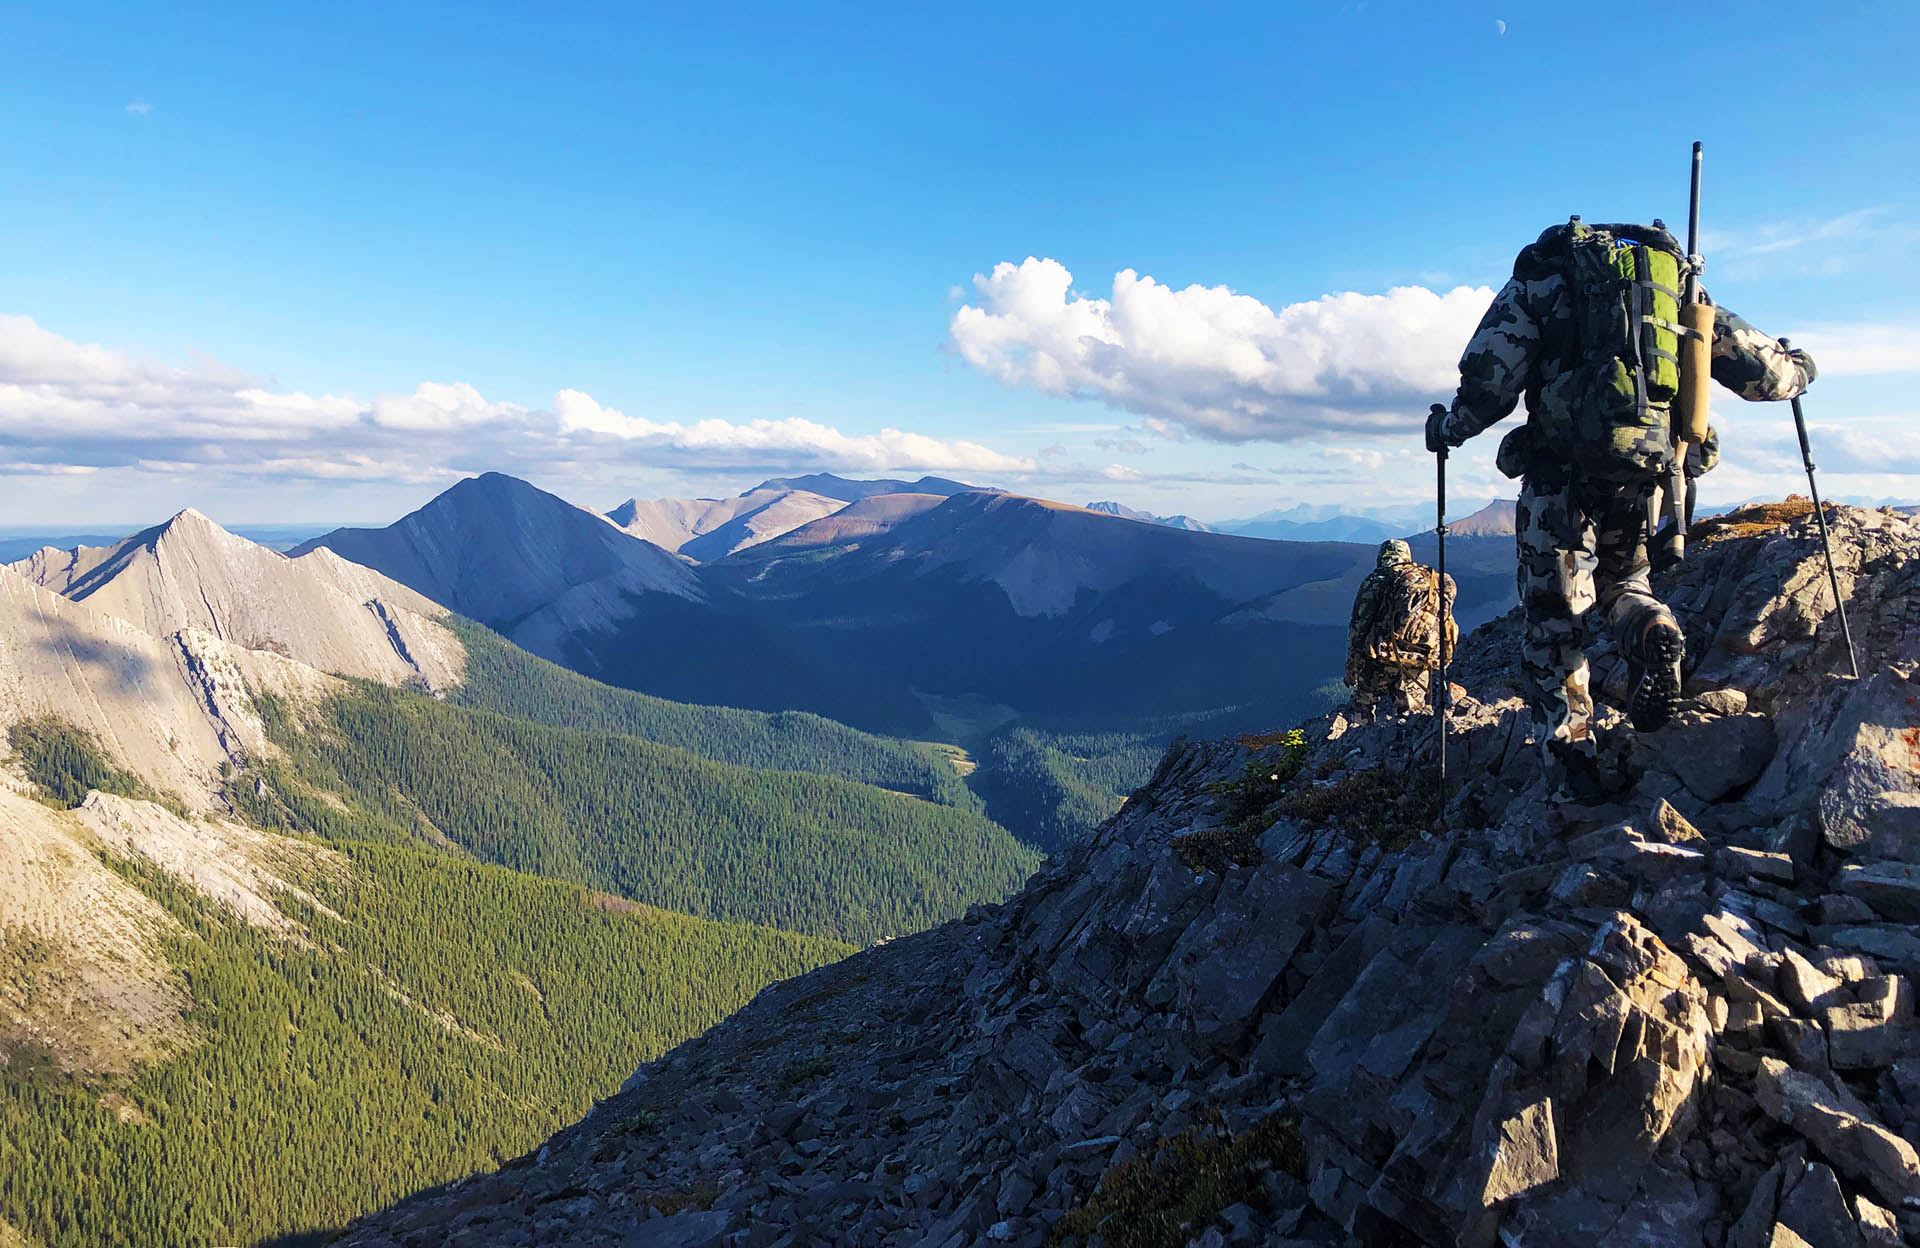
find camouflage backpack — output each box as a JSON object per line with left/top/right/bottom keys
{"left": 1513, "top": 218, "right": 1692, "bottom": 482}
{"left": 1368, "top": 565, "right": 1452, "bottom": 665}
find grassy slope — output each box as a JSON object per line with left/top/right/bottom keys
{"left": 449, "top": 620, "right": 981, "bottom": 813}
{"left": 235, "top": 683, "right": 1039, "bottom": 946}
{"left": 0, "top": 839, "right": 847, "bottom": 1248}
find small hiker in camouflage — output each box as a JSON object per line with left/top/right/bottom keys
{"left": 1425, "top": 221, "right": 1815, "bottom": 797}
{"left": 1345, "top": 539, "right": 1458, "bottom": 722}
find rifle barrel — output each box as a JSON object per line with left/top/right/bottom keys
{"left": 1686, "top": 142, "right": 1702, "bottom": 258}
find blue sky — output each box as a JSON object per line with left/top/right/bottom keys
{"left": 3, "top": 0, "right": 1916, "bottom": 526}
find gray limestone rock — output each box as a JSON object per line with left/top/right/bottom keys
{"left": 1756, "top": 1057, "right": 1920, "bottom": 1207}
{"left": 1839, "top": 861, "right": 1920, "bottom": 924}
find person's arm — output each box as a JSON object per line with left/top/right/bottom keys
{"left": 1439, "top": 276, "right": 1546, "bottom": 445}
{"left": 1707, "top": 297, "right": 1817, "bottom": 401}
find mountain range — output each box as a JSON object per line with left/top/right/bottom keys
{"left": 282, "top": 473, "right": 1529, "bottom": 852}
{"left": 297, "top": 474, "right": 1524, "bottom": 746}
{"left": 16, "top": 460, "right": 1899, "bottom": 1247}
{"left": 0, "top": 504, "right": 1038, "bottom": 1247}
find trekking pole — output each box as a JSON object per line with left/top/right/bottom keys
{"left": 1780, "top": 338, "right": 1860, "bottom": 679}
{"left": 1431, "top": 405, "right": 1451, "bottom": 821}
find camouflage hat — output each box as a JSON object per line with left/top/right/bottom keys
{"left": 1377, "top": 539, "right": 1413, "bottom": 566}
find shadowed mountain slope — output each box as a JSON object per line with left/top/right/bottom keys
{"left": 696, "top": 490, "right": 1376, "bottom": 727}
{"left": 745, "top": 491, "right": 949, "bottom": 552}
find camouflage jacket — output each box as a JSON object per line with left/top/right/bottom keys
{"left": 1442, "top": 273, "right": 1817, "bottom": 451}
{"left": 1346, "top": 561, "right": 1458, "bottom": 680}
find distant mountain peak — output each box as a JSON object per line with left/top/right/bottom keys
{"left": 746, "top": 473, "right": 984, "bottom": 503}
{"left": 1439, "top": 497, "right": 1518, "bottom": 538}
{"left": 1084, "top": 501, "right": 1214, "bottom": 532}
{"left": 293, "top": 472, "right": 701, "bottom": 670}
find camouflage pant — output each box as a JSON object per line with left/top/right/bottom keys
{"left": 1516, "top": 469, "right": 1675, "bottom": 764}
{"left": 1348, "top": 665, "right": 1432, "bottom": 720}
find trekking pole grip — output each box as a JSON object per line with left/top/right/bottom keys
{"left": 1779, "top": 338, "right": 1817, "bottom": 467}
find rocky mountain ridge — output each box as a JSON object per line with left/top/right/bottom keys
{"left": 9, "top": 507, "right": 460, "bottom": 692}
{"left": 336, "top": 502, "right": 1920, "bottom": 1248}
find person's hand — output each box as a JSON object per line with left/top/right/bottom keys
{"left": 1425, "top": 404, "right": 1452, "bottom": 454}
{"left": 1778, "top": 337, "right": 1818, "bottom": 387}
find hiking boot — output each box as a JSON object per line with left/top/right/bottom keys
{"left": 1630, "top": 618, "right": 1686, "bottom": 732}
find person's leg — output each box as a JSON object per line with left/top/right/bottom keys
{"left": 1347, "top": 671, "right": 1384, "bottom": 724}
{"left": 1592, "top": 480, "right": 1685, "bottom": 731}
{"left": 1392, "top": 668, "right": 1427, "bottom": 716}
{"left": 1516, "top": 471, "right": 1599, "bottom": 779}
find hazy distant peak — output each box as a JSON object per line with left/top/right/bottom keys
{"left": 746, "top": 473, "right": 983, "bottom": 503}
{"left": 1084, "top": 501, "right": 1214, "bottom": 532}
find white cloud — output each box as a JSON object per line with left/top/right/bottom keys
{"left": 0, "top": 315, "right": 1034, "bottom": 485}
{"left": 1782, "top": 324, "right": 1920, "bottom": 376}
{"left": 552, "top": 389, "right": 1030, "bottom": 472}
{"left": 125, "top": 99, "right": 152, "bottom": 117}
{"left": 949, "top": 257, "right": 1493, "bottom": 442}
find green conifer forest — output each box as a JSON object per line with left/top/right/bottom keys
{"left": 232, "top": 682, "right": 1039, "bottom": 946}
{"left": 0, "top": 840, "right": 846, "bottom": 1248}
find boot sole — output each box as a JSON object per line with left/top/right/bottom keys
{"left": 1631, "top": 626, "right": 1686, "bottom": 732}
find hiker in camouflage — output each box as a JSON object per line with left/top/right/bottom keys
{"left": 1345, "top": 539, "right": 1458, "bottom": 722}
{"left": 1425, "top": 224, "right": 1816, "bottom": 796}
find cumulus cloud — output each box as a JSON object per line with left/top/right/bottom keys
{"left": 949, "top": 257, "right": 1493, "bottom": 442}
{"left": 0, "top": 316, "right": 1034, "bottom": 483}
{"left": 125, "top": 99, "right": 152, "bottom": 117}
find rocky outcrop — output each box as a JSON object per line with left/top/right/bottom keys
{"left": 0, "top": 565, "right": 340, "bottom": 803}
{"left": 336, "top": 504, "right": 1920, "bottom": 1248}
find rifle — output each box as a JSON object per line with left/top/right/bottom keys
{"left": 1669, "top": 141, "right": 1714, "bottom": 561}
